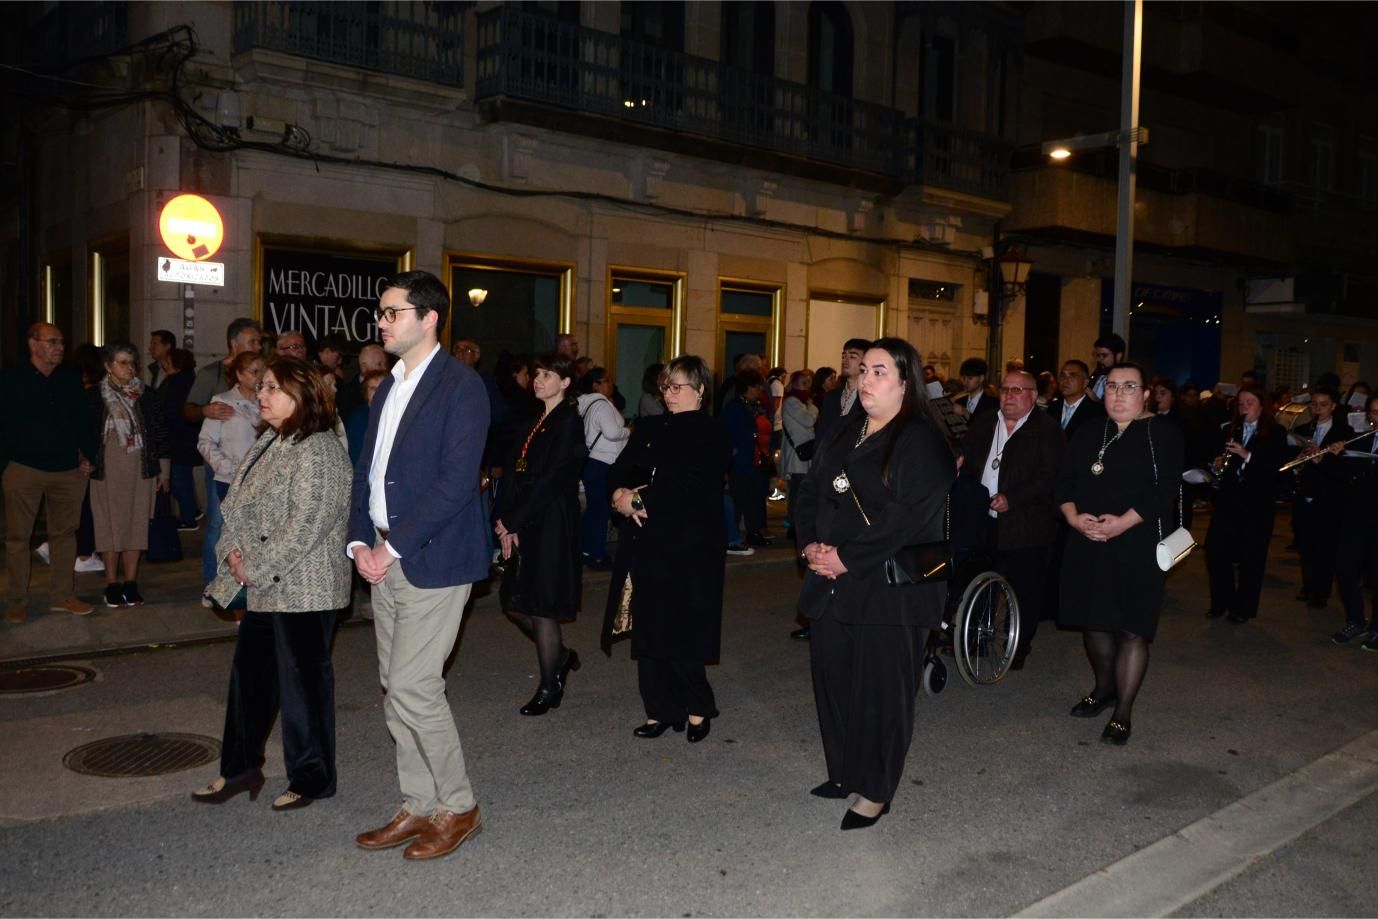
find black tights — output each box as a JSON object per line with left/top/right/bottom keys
{"left": 1083, "top": 629, "right": 1150, "bottom": 723}
{"left": 506, "top": 611, "right": 568, "bottom": 691}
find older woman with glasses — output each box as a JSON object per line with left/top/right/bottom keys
{"left": 1057, "top": 363, "right": 1182, "bottom": 746}
{"left": 602, "top": 356, "right": 730, "bottom": 742}
{"left": 193, "top": 358, "right": 352, "bottom": 811}
{"left": 88, "top": 343, "right": 171, "bottom": 608}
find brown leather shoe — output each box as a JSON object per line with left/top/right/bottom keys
{"left": 403, "top": 806, "right": 482, "bottom": 861}
{"left": 50, "top": 597, "right": 94, "bottom": 616}
{"left": 356, "top": 808, "right": 431, "bottom": 850}
{"left": 5, "top": 602, "right": 26, "bottom": 624}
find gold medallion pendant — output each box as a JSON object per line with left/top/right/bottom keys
{"left": 832, "top": 471, "right": 851, "bottom": 494}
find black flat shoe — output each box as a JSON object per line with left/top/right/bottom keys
{"left": 1069, "top": 694, "right": 1117, "bottom": 718}
{"left": 789, "top": 627, "right": 812, "bottom": 641}
{"left": 557, "top": 649, "right": 581, "bottom": 690}
{"left": 810, "top": 781, "right": 846, "bottom": 799}
{"left": 1227, "top": 613, "right": 1249, "bottom": 624}
{"left": 632, "top": 720, "right": 685, "bottom": 738}
{"left": 190, "top": 769, "right": 265, "bottom": 804}
{"left": 686, "top": 718, "right": 712, "bottom": 743}
{"left": 1101, "top": 718, "right": 1131, "bottom": 745}
{"left": 519, "top": 686, "right": 563, "bottom": 716}
{"left": 840, "top": 802, "right": 890, "bottom": 831}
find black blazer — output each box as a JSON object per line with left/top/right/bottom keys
{"left": 1046, "top": 395, "right": 1106, "bottom": 440}
{"left": 1293, "top": 417, "right": 1354, "bottom": 503}
{"left": 964, "top": 392, "right": 999, "bottom": 419}
{"left": 795, "top": 412, "right": 956, "bottom": 627}
{"left": 960, "top": 409, "right": 1065, "bottom": 550}
{"left": 1340, "top": 431, "right": 1378, "bottom": 517}
{"left": 1213, "top": 421, "right": 1288, "bottom": 519}
{"left": 813, "top": 384, "right": 864, "bottom": 454}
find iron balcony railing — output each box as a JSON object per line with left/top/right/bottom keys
{"left": 233, "top": 1, "right": 465, "bottom": 86}
{"left": 477, "top": 6, "right": 1007, "bottom": 193}
{"left": 904, "top": 118, "right": 1013, "bottom": 200}
{"left": 26, "top": 1, "right": 128, "bottom": 65}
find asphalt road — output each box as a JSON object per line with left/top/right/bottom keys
{"left": 2, "top": 525, "right": 1376, "bottom": 917}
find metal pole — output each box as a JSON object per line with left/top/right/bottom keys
{"left": 1112, "top": 0, "right": 1142, "bottom": 349}
{"left": 988, "top": 221, "right": 1003, "bottom": 371}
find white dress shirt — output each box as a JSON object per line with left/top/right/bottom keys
{"left": 982, "top": 410, "right": 1033, "bottom": 517}
{"left": 347, "top": 343, "right": 442, "bottom": 559}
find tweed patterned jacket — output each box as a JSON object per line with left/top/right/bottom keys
{"left": 206, "top": 428, "right": 352, "bottom": 613}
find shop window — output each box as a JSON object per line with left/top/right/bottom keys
{"left": 607, "top": 268, "right": 684, "bottom": 415}
{"left": 447, "top": 255, "right": 573, "bottom": 363}
{"left": 89, "top": 237, "right": 130, "bottom": 347}
{"left": 717, "top": 281, "right": 781, "bottom": 383}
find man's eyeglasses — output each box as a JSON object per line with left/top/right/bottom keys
{"left": 659, "top": 382, "right": 693, "bottom": 395}
{"left": 375, "top": 306, "right": 419, "bottom": 323}
{"left": 1104, "top": 381, "right": 1143, "bottom": 394}
{"left": 999, "top": 386, "right": 1032, "bottom": 396}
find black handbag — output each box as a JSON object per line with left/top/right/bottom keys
{"left": 844, "top": 468, "right": 951, "bottom": 585}
{"left": 499, "top": 547, "right": 523, "bottom": 610}
{"left": 146, "top": 491, "right": 183, "bottom": 563}
{"left": 783, "top": 424, "right": 816, "bottom": 462}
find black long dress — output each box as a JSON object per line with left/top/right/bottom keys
{"left": 1056, "top": 415, "right": 1183, "bottom": 640}
{"left": 600, "top": 410, "right": 730, "bottom": 661}
{"left": 503, "top": 402, "right": 587, "bottom": 620}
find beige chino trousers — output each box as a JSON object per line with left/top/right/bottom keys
{"left": 4, "top": 463, "right": 85, "bottom": 604}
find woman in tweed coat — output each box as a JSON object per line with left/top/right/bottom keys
{"left": 192, "top": 357, "right": 352, "bottom": 812}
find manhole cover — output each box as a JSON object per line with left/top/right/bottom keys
{"left": 0, "top": 664, "right": 96, "bottom": 694}
{"left": 64, "top": 732, "right": 221, "bottom": 778}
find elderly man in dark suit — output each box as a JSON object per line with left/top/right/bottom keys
{"left": 960, "top": 369, "right": 1065, "bottom": 670}
{"left": 347, "top": 271, "right": 491, "bottom": 862}
{"left": 1046, "top": 359, "right": 1107, "bottom": 439}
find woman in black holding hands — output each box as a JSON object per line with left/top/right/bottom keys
{"left": 795, "top": 338, "right": 955, "bottom": 830}
{"left": 1058, "top": 363, "right": 1182, "bottom": 745}
{"left": 495, "top": 354, "right": 587, "bottom": 716}
{"left": 602, "top": 356, "right": 730, "bottom": 743}
{"left": 1203, "top": 383, "right": 1287, "bottom": 624}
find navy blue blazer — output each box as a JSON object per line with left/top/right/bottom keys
{"left": 347, "top": 350, "right": 492, "bottom": 588}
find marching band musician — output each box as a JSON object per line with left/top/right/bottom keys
{"left": 1290, "top": 386, "right": 1352, "bottom": 611}
{"left": 1330, "top": 394, "right": 1378, "bottom": 649}
{"left": 1204, "top": 384, "right": 1288, "bottom": 624}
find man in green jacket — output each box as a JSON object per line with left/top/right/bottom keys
{"left": 2, "top": 323, "right": 99, "bottom": 622}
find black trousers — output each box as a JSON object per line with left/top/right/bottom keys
{"left": 988, "top": 520, "right": 1048, "bottom": 660}
{"left": 1294, "top": 498, "right": 1341, "bottom": 601}
{"left": 220, "top": 608, "right": 339, "bottom": 798}
{"left": 638, "top": 657, "right": 718, "bottom": 724}
{"left": 810, "top": 611, "right": 929, "bottom": 803}
{"left": 1336, "top": 515, "right": 1378, "bottom": 629}
{"left": 729, "top": 471, "right": 766, "bottom": 535}
{"left": 1205, "top": 508, "right": 1275, "bottom": 620}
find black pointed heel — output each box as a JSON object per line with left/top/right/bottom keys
{"left": 840, "top": 802, "right": 890, "bottom": 831}
{"left": 519, "top": 686, "right": 563, "bottom": 716}
{"left": 810, "top": 781, "right": 847, "bottom": 799}
{"left": 632, "top": 720, "right": 685, "bottom": 738}
{"left": 190, "top": 769, "right": 265, "bottom": 804}
{"left": 557, "top": 649, "right": 581, "bottom": 689}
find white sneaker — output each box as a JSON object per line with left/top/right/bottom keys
{"left": 74, "top": 556, "right": 105, "bottom": 573}
{"left": 34, "top": 542, "right": 50, "bottom": 565}
{"left": 767, "top": 488, "right": 787, "bottom": 502}
{"left": 201, "top": 597, "right": 214, "bottom": 609}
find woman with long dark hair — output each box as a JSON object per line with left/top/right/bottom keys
{"left": 795, "top": 337, "right": 955, "bottom": 830}
{"left": 1057, "top": 363, "right": 1182, "bottom": 746}
{"left": 495, "top": 354, "right": 587, "bottom": 716}
{"left": 1204, "top": 382, "right": 1288, "bottom": 623}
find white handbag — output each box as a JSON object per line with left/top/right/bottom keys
{"left": 1148, "top": 419, "right": 1196, "bottom": 572}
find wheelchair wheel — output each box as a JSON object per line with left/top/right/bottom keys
{"left": 922, "top": 656, "right": 947, "bottom": 697}
{"left": 953, "top": 570, "right": 1020, "bottom": 686}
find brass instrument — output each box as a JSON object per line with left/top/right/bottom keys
{"left": 1278, "top": 425, "right": 1378, "bottom": 473}
{"left": 1209, "top": 422, "right": 1244, "bottom": 478}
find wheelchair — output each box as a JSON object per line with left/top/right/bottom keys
{"left": 920, "top": 478, "right": 1021, "bottom": 696}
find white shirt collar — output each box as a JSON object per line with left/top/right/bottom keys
{"left": 393, "top": 343, "right": 441, "bottom": 384}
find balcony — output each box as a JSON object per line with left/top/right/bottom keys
{"left": 25, "top": 1, "right": 128, "bottom": 66}
{"left": 474, "top": 7, "right": 1008, "bottom": 200}
{"left": 233, "top": 1, "right": 466, "bottom": 87}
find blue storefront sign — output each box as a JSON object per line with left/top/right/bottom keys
{"left": 1101, "top": 281, "right": 1223, "bottom": 387}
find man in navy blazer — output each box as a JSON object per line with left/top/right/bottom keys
{"left": 348, "top": 271, "right": 491, "bottom": 862}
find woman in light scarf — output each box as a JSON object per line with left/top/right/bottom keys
{"left": 88, "top": 343, "right": 170, "bottom": 609}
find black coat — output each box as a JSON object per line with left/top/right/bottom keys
{"left": 813, "top": 385, "right": 864, "bottom": 454}
{"left": 156, "top": 370, "right": 203, "bottom": 467}
{"left": 1211, "top": 421, "right": 1288, "bottom": 521}
{"left": 1046, "top": 395, "right": 1107, "bottom": 440}
{"left": 1056, "top": 416, "right": 1183, "bottom": 639}
{"left": 503, "top": 402, "right": 587, "bottom": 619}
{"left": 600, "top": 410, "right": 729, "bottom": 661}
{"left": 960, "top": 409, "right": 1065, "bottom": 551}
{"left": 796, "top": 411, "right": 956, "bottom": 627}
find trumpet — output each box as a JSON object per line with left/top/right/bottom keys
{"left": 1278, "top": 425, "right": 1378, "bottom": 472}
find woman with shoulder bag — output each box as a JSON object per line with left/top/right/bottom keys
{"left": 1056, "top": 362, "right": 1183, "bottom": 747}
{"left": 193, "top": 358, "right": 352, "bottom": 811}
{"left": 575, "top": 367, "right": 630, "bottom": 571}
{"left": 795, "top": 338, "right": 956, "bottom": 830}
{"left": 780, "top": 369, "right": 818, "bottom": 543}
{"left": 495, "top": 354, "right": 588, "bottom": 716}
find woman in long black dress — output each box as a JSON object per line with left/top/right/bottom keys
{"left": 795, "top": 338, "right": 955, "bottom": 830}
{"left": 1058, "top": 362, "right": 1182, "bottom": 746}
{"left": 601, "top": 355, "right": 730, "bottom": 743}
{"left": 1203, "top": 383, "right": 1287, "bottom": 624}
{"left": 495, "top": 353, "right": 587, "bottom": 716}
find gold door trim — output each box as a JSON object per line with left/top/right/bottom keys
{"left": 801, "top": 289, "right": 889, "bottom": 370}
{"left": 716, "top": 277, "right": 783, "bottom": 379}
{"left": 605, "top": 266, "right": 686, "bottom": 383}
{"left": 442, "top": 251, "right": 576, "bottom": 351}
